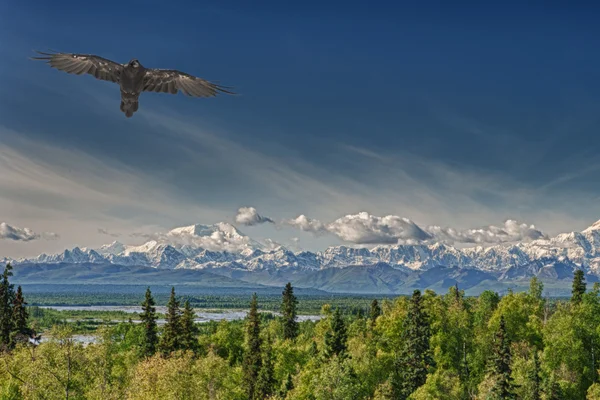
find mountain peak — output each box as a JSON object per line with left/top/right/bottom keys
{"left": 583, "top": 219, "right": 600, "bottom": 233}
{"left": 167, "top": 222, "right": 244, "bottom": 239}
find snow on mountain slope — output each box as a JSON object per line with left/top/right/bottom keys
{"left": 166, "top": 223, "right": 261, "bottom": 252}
{"left": 9, "top": 219, "right": 600, "bottom": 277}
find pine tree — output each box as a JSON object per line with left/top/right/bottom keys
{"left": 529, "top": 351, "right": 541, "bottom": 400}
{"left": 0, "top": 264, "right": 15, "bottom": 348}
{"left": 11, "top": 286, "right": 31, "bottom": 345}
{"left": 309, "top": 340, "right": 318, "bottom": 357}
{"left": 279, "top": 373, "right": 294, "bottom": 398}
{"left": 543, "top": 376, "right": 563, "bottom": 400}
{"left": 392, "top": 289, "right": 433, "bottom": 399}
{"left": 256, "top": 334, "right": 276, "bottom": 399}
{"left": 572, "top": 269, "right": 586, "bottom": 304}
{"left": 140, "top": 287, "right": 158, "bottom": 357}
{"left": 243, "top": 293, "right": 263, "bottom": 400}
{"left": 180, "top": 300, "right": 198, "bottom": 352}
{"left": 281, "top": 282, "right": 298, "bottom": 340}
{"left": 324, "top": 307, "right": 347, "bottom": 358}
{"left": 369, "top": 299, "right": 381, "bottom": 327}
{"left": 488, "top": 315, "right": 515, "bottom": 399}
{"left": 159, "top": 287, "right": 182, "bottom": 355}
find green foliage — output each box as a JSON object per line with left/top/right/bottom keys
{"left": 256, "top": 334, "right": 276, "bottom": 399}
{"left": 282, "top": 282, "right": 299, "bottom": 341}
{"left": 573, "top": 269, "right": 587, "bottom": 305}
{"left": 370, "top": 299, "right": 381, "bottom": 327}
{"left": 3, "top": 272, "right": 600, "bottom": 399}
{"left": 243, "top": 293, "right": 263, "bottom": 400}
{"left": 139, "top": 287, "right": 158, "bottom": 357}
{"left": 486, "top": 315, "right": 516, "bottom": 399}
{"left": 159, "top": 287, "right": 182, "bottom": 355}
{"left": 392, "top": 290, "right": 433, "bottom": 399}
{"left": 0, "top": 264, "right": 15, "bottom": 348}
{"left": 324, "top": 308, "right": 347, "bottom": 359}
{"left": 409, "top": 369, "right": 465, "bottom": 400}
{"left": 180, "top": 300, "right": 198, "bottom": 353}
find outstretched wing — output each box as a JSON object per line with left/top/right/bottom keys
{"left": 143, "top": 69, "right": 234, "bottom": 97}
{"left": 31, "top": 51, "right": 122, "bottom": 83}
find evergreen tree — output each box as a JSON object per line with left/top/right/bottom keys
{"left": 309, "top": 340, "right": 318, "bottom": 357}
{"left": 324, "top": 307, "right": 347, "bottom": 358}
{"left": 488, "top": 315, "right": 515, "bottom": 399}
{"left": 159, "top": 287, "right": 182, "bottom": 355}
{"left": 11, "top": 286, "right": 31, "bottom": 345}
{"left": 529, "top": 277, "right": 544, "bottom": 300}
{"left": 528, "top": 351, "right": 541, "bottom": 400}
{"left": 369, "top": 299, "right": 381, "bottom": 327}
{"left": 393, "top": 289, "right": 433, "bottom": 399}
{"left": 280, "top": 373, "right": 294, "bottom": 398}
{"left": 243, "top": 293, "right": 263, "bottom": 400}
{"left": 543, "top": 376, "right": 563, "bottom": 400}
{"left": 140, "top": 287, "right": 158, "bottom": 357}
{"left": 256, "top": 334, "right": 276, "bottom": 399}
{"left": 572, "top": 269, "right": 586, "bottom": 304}
{"left": 0, "top": 264, "right": 15, "bottom": 348}
{"left": 180, "top": 300, "right": 198, "bottom": 352}
{"left": 281, "top": 282, "right": 298, "bottom": 340}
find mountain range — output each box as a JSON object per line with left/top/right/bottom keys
{"left": 3, "top": 220, "right": 600, "bottom": 295}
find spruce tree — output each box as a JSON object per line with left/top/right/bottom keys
{"left": 159, "top": 287, "right": 182, "bottom": 355}
{"left": 369, "top": 299, "right": 381, "bottom": 327}
{"left": 180, "top": 300, "right": 198, "bottom": 352}
{"left": 0, "top": 264, "right": 15, "bottom": 348}
{"left": 243, "top": 293, "right": 262, "bottom": 400}
{"left": 488, "top": 315, "right": 515, "bottom": 399}
{"left": 140, "top": 287, "right": 158, "bottom": 357}
{"left": 324, "top": 307, "right": 347, "bottom": 358}
{"left": 256, "top": 334, "right": 276, "bottom": 399}
{"left": 281, "top": 282, "right": 298, "bottom": 340}
{"left": 572, "top": 269, "right": 586, "bottom": 304}
{"left": 529, "top": 351, "right": 541, "bottom": 400}
{"left": 11, "top": 286, "right": 31, "bottom": 345}
{"left": 393, "top": 289, "right": 432, "bottom": 399}
{"left": 280, "top": 373, "right": 294, "bottom": 398}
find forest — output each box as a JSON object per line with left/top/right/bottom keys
{"left": 1, "top": 262, "right": 600, "bottom": 399}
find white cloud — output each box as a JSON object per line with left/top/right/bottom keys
{"left": 235, "top": 207, "right": 274, "bottom": 226}
{"left": 426, "top": 220, "right": 546, "bottom": 244}
{"left": 282, "top": 211, "right": 547, "bottom": 246}
{"left": 283, "top": 215, "right": 328, "bottom": 234}
{"left": 327, "top": 212, "right": 432, "bottom": 244}
{"left": 0, "top": 222, "right": 58, "bottom": 242}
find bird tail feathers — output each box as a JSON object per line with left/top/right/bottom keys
{"left": 120, "top": 98, "right": 139, "bottom": 118}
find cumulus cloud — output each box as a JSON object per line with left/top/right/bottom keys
{"left": 426, "top": 220, "right": 546, "bottom": 244}
{"left": 235, "top": 207, "right": 274, "bottom": 226}
{"left": 98, "top": 228, "right": 120, "bottom": 237}
{"left": 327, "top": 212, "right": 432, "bottom": 244}
{"left": 281, "top": 211, "right": 546, "bottom": 246}
{"left": 0, "top": 222, "right": 59, "bottom": 242}
{"left": 283, "top": 215, "right": 328, "bottom": 234}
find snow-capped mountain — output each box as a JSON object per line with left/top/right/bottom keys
{"left": 6, "top": 220, "right": 600, "bottom": 280}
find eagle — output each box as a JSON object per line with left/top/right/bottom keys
{"left": 31, "top": 50, "right": 234, "bottom": 117}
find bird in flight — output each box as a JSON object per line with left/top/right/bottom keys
{"left": 31, "top": 50, "right": 234, "bottom": 118}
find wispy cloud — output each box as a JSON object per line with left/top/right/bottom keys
{"left": 97, "top": 228, "right": 120, "bottom": 238}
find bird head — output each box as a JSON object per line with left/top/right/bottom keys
{"left": 128, "top": 59, "right": 141, "bottom": 68}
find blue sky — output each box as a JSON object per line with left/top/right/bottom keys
{"left": 1, "top": 1, "right": 600, "bottom": 257}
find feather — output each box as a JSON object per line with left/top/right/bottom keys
{"left": 142, "top": 68, "right": 235, "bottom": 97}
{"left": 31, "top": 50, "right": 122, "bottom": 84}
